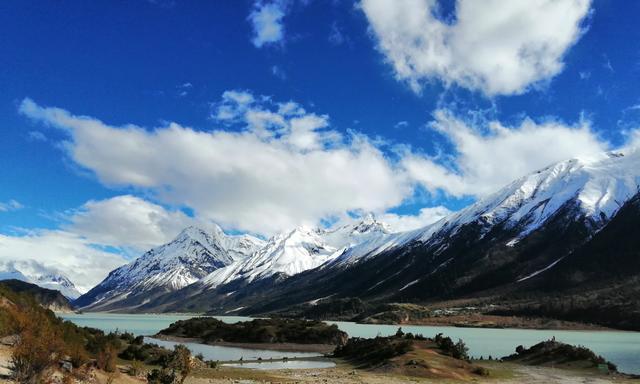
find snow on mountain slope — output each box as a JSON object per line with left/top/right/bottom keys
{"left": 0, "top": 261, "right": 82, "bottom": 299}
{"left": 329, "top": 150, "right": 640, "bottom": 268}
{"left": 33, "top": 274, "right": 83, "bottom": 300}
{"left": 200, "top": 215, "right": 392, "bottom": 289}
{"left": 418, "top": 150, "right": 640, "bottom": 244}
{"left": 76, "top": 225, "right": 264, "bottom": 309}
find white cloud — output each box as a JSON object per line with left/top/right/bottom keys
{"left": 0, "top": 229, "right": 126, "bottom": 292}
{"left": 394, "top": 121, "right": 409, "bottom": 129}
{"left": 625, "top": 129, "right": 640, "bottom": 150}
{"left": 360, "top": 0, "right": 592, "bottom": 96}
{"left": 249, "top": 1, "right": 287, "bottom": 48}
{"left": 0, "top": 200, "right": 23, "bottom": 212}
{"left": 27, "top": 130, "right": 47, "bottom": 142}
{"left": 0, "top": 194, "right": 223, "bottom": 292}
{"left": 65, "top": 195, "right": 198, "bottom": 252}
{"left": 271, "top": 65, "right": 287, "bottom": 80}
{"left": 380, "top": 206, "right": 451, "bottom": 232}
{"left": 19, "top": 94, "right": 626, "bottom": 239}
{"left": 20, "top": 96, "right": 410, "bottom": 235}
{"left": 402, "top": 109, "right": 608, "bottom": 197}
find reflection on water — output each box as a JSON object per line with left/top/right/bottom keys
{"left": 60, "top": 313, "right": 640, "bottom": 374}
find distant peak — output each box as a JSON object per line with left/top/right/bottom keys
{"left": 176, "top": 223, "right": 226, "bottom": 240}
{"left": 176, "top": 225, "right": 206, "bottom": 239}
{"left": 361, "top": 212, "right": 376, "bottom": 223}
{"left": 352, "top": 213, "right": 390, "bottom": 234}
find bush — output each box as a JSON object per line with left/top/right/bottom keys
{"left": 168, "top": 345, "right": 192, "bottom": 384}
{"left": 96, "top": 344, "right": 118, "bottom": 372}
{"left": 147, "top": 368, "right": 175, "bottom": 384}
{"left": 334, "top": 336, "right": 413, "bottom": 367}
{"left": 128, "top": 359, "right": 145, "bottom": 377}
{"left": 119, "top": 343, "right": 171, "bottom": 366}
{"left": 67, "top": 341, "right": 90, "bottom": 368}
{"left": 10, "top": 309, "right": 65, "bottom": 383}
{"left": 434, "top": 333, "right": 469, "bottom": 360}
{"left": 473, "top": 366, "right": 490, "bottom": 376}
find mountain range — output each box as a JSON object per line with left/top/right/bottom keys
{"left": 48, "top": 150, "right": 640, "bottom": 329}
{"left": 0, "top": 261, "right": 82, "bottom": 299}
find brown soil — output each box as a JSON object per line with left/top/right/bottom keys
{"left": 386, "top": 313, "right": 610, "bottom": 330}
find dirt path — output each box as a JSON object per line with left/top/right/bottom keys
{"left": 0, "top": 344, "right": 634, "bottom": 384}
{"left": 500, "top": 365, "right": 634, "bottom": 384}
{"left": 183, "top": 364, "right": 637, "bottom": 384}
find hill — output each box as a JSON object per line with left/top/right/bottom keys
{"left": 0, "top": 279, "right": 74, "bottom": 312}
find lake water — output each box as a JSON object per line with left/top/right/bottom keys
{"left": 329, "top": 321, "right": 640, "bottom": 374}
{"left": 60, "top": 313, "right": 332, "bottom": 369}
{"left": 59, "top": 312, "right": 251, "bottom": 335}
{"left": 59, "top": 313, "right": 640, "bottom": 374}
{"left": 144, "top": 337, "right": 325, "bottom": 362}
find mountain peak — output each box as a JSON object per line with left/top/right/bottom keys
{"left": 351, "top": 213, "right": 391, "bottom": 234}
{"left": 75, "top": 223, "right": 264, "bottom": 310}
{"left": 176, "top": 224, "right": 223, "bottom": 242}
{"left": 420, "top": 150, "right": 640, "bottom": 243}
{"left": 0, "top": 262, "right": 82, "bottom": 299}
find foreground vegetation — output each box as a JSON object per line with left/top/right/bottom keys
{"left": 0, "top": 283, "right": 635, "bottom": 383}
{"left": 0, "top": 282, "right": 199, "bottom": 383}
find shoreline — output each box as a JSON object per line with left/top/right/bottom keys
{"left": 354, "top": 314, "right": 612, "bottom": 331}
{"left": 150, "top": 334, "right": 336, "bottom": 354}
{"left": 69, "top": 310, "right": 632, "bottom": 333}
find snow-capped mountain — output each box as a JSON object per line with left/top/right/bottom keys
{"left": 0, "top": 262, "right": 82, "bottom": 299}
{"left": 417, "top": 150, "right": 640, "bottom": 244}
{"left": 200, "top": 214, "right": 392, "bottom": 289}
{"left": 138, "top": 150, "right": 640, "bottom": 324}
{"left": 33, "top": 274, "right": 82, "bottom": 300}
{"left": 74, "top": 225, "right": 264, "bottom": 310}
{"left": 78, "top": 150, "right": 640, "bottom": 323}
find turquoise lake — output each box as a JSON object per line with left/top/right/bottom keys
{"left": 59, "top": 313, "right": 640, "bottom": 374}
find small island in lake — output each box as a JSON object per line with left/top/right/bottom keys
{"left": 155, "top": 317, "right": 348, "bottom": 353}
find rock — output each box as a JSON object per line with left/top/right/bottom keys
{"left": 59, "top": 360, "right": 73, "bottom": 372}
{"left": 0, "top": 335, "right": 19, "bottom": 346}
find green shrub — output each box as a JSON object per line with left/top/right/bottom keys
{"left": 434, "top": 333, "right": 469, "bottom": 360}
{"left": 147, "top": 368, "right": 175, "bottom": 384}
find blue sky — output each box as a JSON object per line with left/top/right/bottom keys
{"left": 1, "top": 0, "right": 640, "bottom": 290}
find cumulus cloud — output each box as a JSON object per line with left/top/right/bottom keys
{"left": 19, "top": 94, "right": 625, "bottom": 238}
{"left": 380, "top": 206, "right": 452, "bottom": 232}
{"left": 0, "top": 200, "right": 23, "bottom": 212}
{"left": 360, "top": 0, "right": 592, "bottom": 96}
{"left": 402, "top": 110, "right": 608, "bottom": 197}
{"left": 0, "top": 194, "right": 229, "bottom": 291}
{"left": 20, "top": 96, "right": 410, "bottom": 235}
{"left": 65, "top": 195, "right": 199, "bottom": 252}
{"left": 625, "top": 129, "right": 640, "bottom": 150}
{"left": 249, "top": 0, "right": 287, "bottom": 48}
{"left": 0, "top": 229, "right": 126, "bottom": 292}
